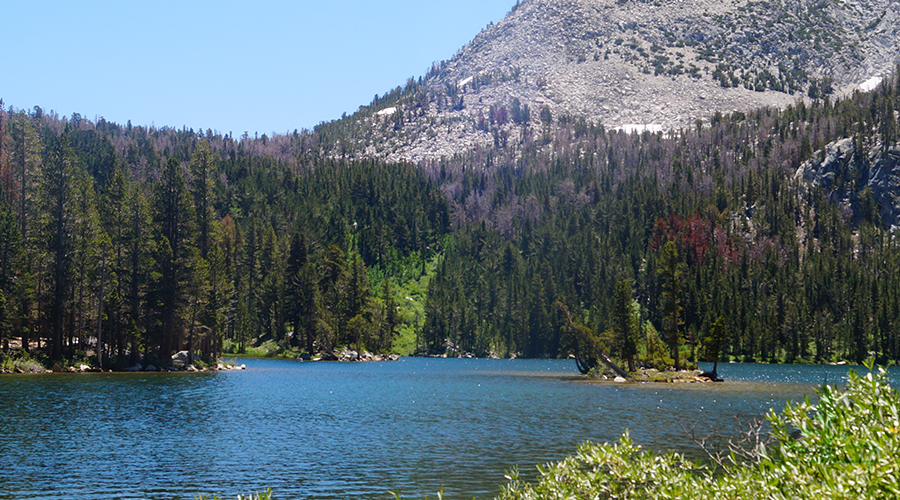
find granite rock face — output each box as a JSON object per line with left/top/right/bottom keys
{"left": 335, "top": 0, "right": 900, "bottom": 163}
{"left": 795, "top": 136, "right": 900, "bottom": 228}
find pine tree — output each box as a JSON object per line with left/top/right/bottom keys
{"left": 658, "top": 241, "right": 684, "bottom": 370}
{"left": 41, "top": 128, "right": 79, "bottom": 360}
{"left": 345, "top": 253, "right": 371, "bottom": 352}
{"left": 203, "top": 233, "right": 233, "bottom": 360}
{"left": 123, "top": 182, "right": 153, "bottom": 363}
{"left": 185, "top": 252, "right": 210, "bottom": 365}
{"left": 612, "top": 278, "right": 638, "bottom": 371}
{"left": 0, "top": 101, "right": 11, "bottom": 206}
{"left": 70, "top": 169, "right": 104, "bottom": 357}
{"left": 286, "top": 231, "right": 319, "bottom": 354}
{"left": 378, "top": 279, "right": 400, "bottom": 353}
{"left": 9, "top": 111, "right": 41, "bottom": 240}
{"left": 150, "top": 157, "right": 196, "bottom": 358}
{"left": 703, "top": 316, "right": 728, "bottom": 377}
{"left": 190, "top": 141, "right": 217, "bottom": 259}
{"left": 0, "top": 198, "right": 22, "bottom": 350}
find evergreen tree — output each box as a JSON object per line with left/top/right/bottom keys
{"left": 123, "top": 182, "right": 153, "bottom": 363}
{"left": 612, "top": 278, "right": 638, "bottom": 371}
{"left": 0, "top": 199, "right": 22, "bottom": 349}
{"left": 9, "top": 111, "right": 41, "bottom": 240}
{"left": 658, "top": 241, "right": 684, "bottom": 370}
{"left": 150, "top": 157, "right": 195, "bottom": 358}
{"left": 190, "top": 140, "right": 217, "bottom": 259}
{"left": 40, "top": 128, "right": 78, "bottom": 360}
{"left": 703, "top": 316, "right": 728, "bottom": 376}
{"left": 285, "top": 231, "right": 318, "bottom": 354}
{"left": 378, "top": 279, "right": 400, "bottom": 353}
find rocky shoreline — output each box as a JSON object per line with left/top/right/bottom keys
{"left": 307, "top": 349, "right": 401, "bottom": 363}
{"left": 0, "top": 349, "right": 248, "bottom": 375}
{"left": 0, "top": 362, "right": 247, "bottom": 375}
{"left": 1, "top": 348, "right": 407, "bottom": 374}
{"left": 592, "top": 368, "right": 723, "bottom": 384}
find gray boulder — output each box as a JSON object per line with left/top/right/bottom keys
{"left": 171, "top": 350, "right": 190, "bottom": 366}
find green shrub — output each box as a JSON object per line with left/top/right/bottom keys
{"left": 0, "top": 350, "right": 47, "bottom": 373}
{"left": 499, "top": 366, "right": 900, "bottom": 499}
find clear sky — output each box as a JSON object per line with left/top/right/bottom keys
{"left": 3, "top": 0, "right": 516, "bottom": 137}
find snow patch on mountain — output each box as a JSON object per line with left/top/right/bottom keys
{"left": 860, "top": 77, "right": 884, "bottom": 92}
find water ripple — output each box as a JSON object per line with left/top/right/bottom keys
{"left": 1, "top": 359, "right": 895, "bottom": 499}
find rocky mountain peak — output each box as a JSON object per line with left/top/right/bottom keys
{"left": 323, "top": 0, "right": 900, "bottom": 163}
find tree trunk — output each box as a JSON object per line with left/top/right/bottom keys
{"left": 599, "top": 352, "right": 630, "bottom": 379}
{"left": 96, "top": 274, "right": 104, "bottom": 369}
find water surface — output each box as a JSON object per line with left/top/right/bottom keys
{"left": 0, "top": 358, "right": 893, "bottom": 499}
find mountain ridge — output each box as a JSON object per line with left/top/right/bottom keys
{"left": 324, "top": 0, "right": 900, "bottom": 163}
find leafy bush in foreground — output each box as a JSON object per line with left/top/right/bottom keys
{"left": 499, "top": 367, "right": 900, "bottom": 499}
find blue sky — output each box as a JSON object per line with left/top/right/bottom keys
{"left": 3, "top": 0, "right": 515, "bottom": 136}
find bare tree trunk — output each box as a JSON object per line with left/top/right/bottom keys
{"left": 599, "top": 353, "right": 630, "bottom": 379}
{"left": 187, "top": 302, "right": 196, "bottom": 366}
{"left": 96, "top": 265, "right": 105, "bottom": 369}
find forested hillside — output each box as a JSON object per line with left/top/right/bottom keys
{"left": 421, "top": 69, "right": 900, "bottom": 365}
{"left": 1, "top": 67, "right": 899, "bottom": 368}
{"left": 0, "top": 103, "right": 449, "bottom": 367}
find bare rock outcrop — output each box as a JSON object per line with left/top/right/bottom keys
{"left": 330, "top": 0, "right": 900, "bottom": 164}
{"left": 795, "top": 136, "right": 900, "bottom": 228}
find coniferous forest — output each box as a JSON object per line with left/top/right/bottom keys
{"left": 1, "top": 68, "right": 900, "bottom": 369}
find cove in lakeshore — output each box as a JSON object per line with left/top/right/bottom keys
{"left": 1, "top": 358, "right": 895, "bottom": 500}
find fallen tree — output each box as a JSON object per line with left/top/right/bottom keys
{"left": 558, "top": 302, "right": 629, "bottom": 379}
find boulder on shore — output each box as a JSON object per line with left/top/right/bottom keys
{"left": 171, "top": 350, "right": 190, "bottom": 366}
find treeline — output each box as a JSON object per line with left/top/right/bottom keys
{"left": 421, "top": 70, "right": 900, "bottom": 365}
{"left": 2, "top": 67, "right": 898, "bottom": 368}
{"left": 0, "top": 103, "right": 449, "bottom": 367}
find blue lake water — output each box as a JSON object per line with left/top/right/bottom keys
{"left": 0, "top": 358, "right": 895, "bottom": 499}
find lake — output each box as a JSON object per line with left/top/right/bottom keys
{"left": 0, "top": 358, "right": 894, "bottom": 499}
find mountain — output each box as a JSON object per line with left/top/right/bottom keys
{"left": 796, "top": 127, "right": 900, "bottom": 228}
{"left": 3, "top": 0, "right": 900, "bottom": 368}
{"left": 321, "top": 0, "right": 900, "bottom": 163}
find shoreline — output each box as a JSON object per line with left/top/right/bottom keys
{"left": 0, "top": 362, "right": 247, "bottom": 375}
{"left": 587, "top": 368, "right": 723, "bottom": 384}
